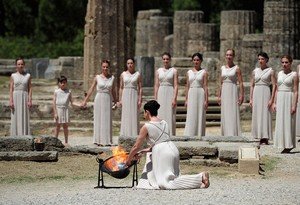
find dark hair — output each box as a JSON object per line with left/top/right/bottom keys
{"left": 281, "top": 55, "right": 293, "bottom": 63}
{"left": 192, "top": 52, "right": 203, "bottom": 61}
{"left": 57, "top": 75, "right": 68, "bottom": 83}
{"left": 257, "top": 52, "right": 269, "bottom": 62}
{"left": 144, "top": 100, "right": 160, "bottom": 116}
{"left": 162, "top": 52, "right": 172, "bottom": 59}
{"left": 225, "top": 48, "right": 235, "bottom": 57}
{"left": 124, "top": 58, "right": 135, "bottom": 71}
{"left": 15, "top": 57, "right": 25, "bottom": 65}
{"left": 101, "top": 59, "right": 110, "bottom": 66}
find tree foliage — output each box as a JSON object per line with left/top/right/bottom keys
{"left": 0, "top": 0, "right": 87, "bottom": 58}
{"left": 0, "top": 0, "right": 263, "bottom": 58}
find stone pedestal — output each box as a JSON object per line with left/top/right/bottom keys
{"left": 163, "top": 34, "right": 174, "bottom": 56}
{"left": 148, "top": 16, "right": 172, "bottom": 57}
{"left": 187, "top": 23, "right": 218, "bottom": 55}
{"left": 263, "top": 0, "right": 300, "bottom": 59}
{"left": 220, "top": 10, "right": 256, "bottom": 63}
{"left": 83, "top": 0, "right": 134, "bottom": 90}
{"left": 135, "top": 10, "right": 162, "bottom": 56}
{"left": 238, "top": 147, "right": 260, "bottom": 174}
{"left": 173, "top": 11, "right": 204, "bottom": 57}
{"left": 241, "top": 34, "right": 264, "bottom": 82}
{"left": 136, "top": 56, "right": 155, "bottom": 87}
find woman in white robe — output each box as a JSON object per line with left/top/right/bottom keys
{"left": 126, "top": 100, "right": 209, "bottom": 189}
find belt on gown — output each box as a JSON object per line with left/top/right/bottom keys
{"left": 190, "top": 85, "right": 203, "bottom": 88}
{"left": 277, "top": 89, "right": 292, "bottom": 92}
{"left": 97, "top": 90, "right": 110, "bottom": 94}
{"left": 124, "top": 86, "right": 137, "bottom": 90}
{"left": 222, "top": 81, "right": 236, "bottom": 84}
{"left": 159, "top": 84, "right": 173, "bottom": 87}
{"left": 254, "top": 84, "right": 269, "bottom": 87}
{"left": 56, "top": 105, "right": 68, "bottom": 109}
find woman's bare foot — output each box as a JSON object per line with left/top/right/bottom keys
{"left": 201, "top": 171, "right": 210, "bottom": 188}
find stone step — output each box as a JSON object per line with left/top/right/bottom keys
{"left": 177, "top": 97, "right": 219, "bottom": 105}
{"left": 0, "top": 151, "right": 58, "bottom": 162}
{"left": 176, "top": 113, "right": 221, "bottom": 120}
{"left": 0, "top": 119, "right": 93, "bottom": 126}
{"left": 176, "top": 106, "right": 221, "bottom": 113}
{"left": 176, "top": 121, "right": 220, "bottom": 128}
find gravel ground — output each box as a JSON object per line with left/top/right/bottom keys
{"left": 1, "top": 142, "right": 300, "bottom": 205}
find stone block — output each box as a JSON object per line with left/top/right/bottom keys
{"left": 118, "top": 136, "right": 139, "bottom": 152}
{"left": 69, "top": 145, "right": 107, "bottom": 155}
{"left": 0, "top": 136, "right": 33, "bottom": 151}
{"left": 218, "top": 146, "right": 239, "bottom": 163}
{"left": 238, "top": 147, "right": 259, "bottom": 174}
{"left": 136, "top": 56, "right": 155, "bottom": 87}
{"left": 137, "top": 10, "right": 162, "bottom": 20}
{"left": 37, "top": 136, "right": 65, "bottom": 151}
{"left": 44, "top": 65, "right": 61, "bottom": 79}
{"left": 189, "top": 158, "right": 230, "bottom": 167}
{"left": 148, "top": 16, "right": 172, "bottom": 57}
{"left": 174, "top": 141, "right": 218, "bottom": 159}
{"left": 201, "top": 136, "right": 253, "bottom": 142}
{"left": 0, "top": 151, "right": 58, "bottom": 162}
{"left": 173, "top": 11, "right": 204, "bottom": 57}
{"left": 163, "top": 34, "right": 173, "bottom": 56}
{"left": 59, "top": 57, "right": 74, "bottom": 66}
{"left": 31, "top": 58, "right": 49, "bottom": 79}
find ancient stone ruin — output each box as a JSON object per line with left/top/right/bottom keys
{"left": 83, "top": 0, "right": 134, "bottom": 90}
{"left": 135, "top": 0, "right": 300, "bottom": 89}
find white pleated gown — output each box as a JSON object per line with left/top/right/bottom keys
{"left": 10, "top": 72, "right": 31, "bottom": 136}
{"left": 274, "top": 71, "right": 297, "bottom": 149}
{"left": 220, "top": 65, "right": 241, "bottom": 136}
{"left": 296, "top": 70, "right": 300, "bottom": 137}
{"left": 136, "top": 120, "right": 203, "bottom": 189}
{"left": 93, "top": 75, "right": 114, "bottom": 145}
{"left": 120, "top": 71, "right": 140, "bottom": 138}
{"left": 251, "top": 68, "right": 273, "bottom": 140}
{"left": 54, "top": 88, "right": 71, "bottom": 123}
{"left": 184, "top": 69, "right": 206, "bottom": 137}
{"left": 157, "top": 67, "right": 176, "bottom": 136}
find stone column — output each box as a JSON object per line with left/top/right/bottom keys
{"left": 135, "top": 10, "right": 162, "bottom": 56}
{"left": 220, "top": 10, "right": 256, "bottom": 63}
{"left": 173, "top": 11, "right": 204, "bottom": 57}
{"left": 263, "top": 0, "right": 300, "bottom": 59}
{"left": 83, "top": 0, "right": 134, "bottom": 90}
{"left": 241, "top": 34, "right": 264, "bottom": 82}
{"left": 163, "top": 34, "right": 174, "bottom": 56}
{"left": 187, "top": 23, "right": 218, "bottom": 56}
{"left": 148, "top": 16, "right": 172, "bottom": 57}
{"left": 136, "top": 56, "right": 155, "bottom": 87}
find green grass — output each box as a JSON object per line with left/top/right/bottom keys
{"left": 261, "top": 155, "right": 280, "bottom": 172}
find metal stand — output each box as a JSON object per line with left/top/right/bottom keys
{"left": 95, "top": 158, "right": 105, "bottom": 188}
{"left": 132, "top": 163, "right": 138, "bottom": 187}
{"left": 95, "top": 159, "right": 138, "bottom": 189}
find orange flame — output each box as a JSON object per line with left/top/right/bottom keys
{"left": 104, "top": 146, "right": 128, "bottom": 171}
{"left": 34, "top": 137, "right": 42, "bottom": 143}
